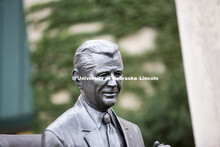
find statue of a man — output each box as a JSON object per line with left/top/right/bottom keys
{"left": 41, "top": 40, "right": 169, "bottom": 147}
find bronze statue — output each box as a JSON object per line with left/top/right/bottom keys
{"left": 41, "top": 40, "right": 170, "bottom": 147}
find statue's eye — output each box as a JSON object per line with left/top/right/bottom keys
{"left": 115, "top": 72, "right": 122, "bottom": 77}
{"left": 98, "top": 73, "right": 109, "bottom": 78}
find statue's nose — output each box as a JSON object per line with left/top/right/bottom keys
{"left": 107, "top": 73, "right": 117, "bottom": 87}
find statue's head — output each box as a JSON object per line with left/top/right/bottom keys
{"left": 72, "top": 40, "right": 123, "bottom": 112}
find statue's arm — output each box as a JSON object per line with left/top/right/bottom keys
{"left": 41, "top": 130, "right": 63, "bottom": 147}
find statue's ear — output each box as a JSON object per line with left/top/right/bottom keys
{"left": 72, "top": 69, "right": 82, "bottom": 89}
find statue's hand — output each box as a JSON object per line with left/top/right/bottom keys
{"left": 153, "top": 141, "right": 171, "bottom": 147}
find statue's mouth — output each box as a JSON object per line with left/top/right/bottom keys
{"left": 102, "top": 92, "right": 117, "bottom": 98}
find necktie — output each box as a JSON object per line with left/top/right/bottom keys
{"left": 103, "top": 113, "right": 121, "bottom": 147}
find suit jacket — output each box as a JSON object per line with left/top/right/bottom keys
{"left": 41, "top": 96, "right": 145, "bottom": 147}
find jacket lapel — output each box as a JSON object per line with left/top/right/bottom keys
{"left": 111, "top": 109, "right": 133, "bottom": 147}
{"left": 75, "top": 96, "right": 105, "bottom": 147}
{"left": 84, "top": 128, "right": 105, "bottom": 147}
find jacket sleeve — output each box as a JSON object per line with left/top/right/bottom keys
{"left": 41, "top": 130, "right": 63, "bottom": 147}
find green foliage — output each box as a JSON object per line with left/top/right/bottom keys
{"left": 29, "top": 0, "right": 194, "bottom": 146}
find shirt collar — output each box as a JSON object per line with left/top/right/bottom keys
{"left": 80, "top": 95, "right": 105, "bottom": 129}
{"left": 79, "top": 95, "right": 118, "bottom": 129}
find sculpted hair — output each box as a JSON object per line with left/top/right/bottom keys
{"left": 74, "top": 40, "right": 122, "bottom": 76}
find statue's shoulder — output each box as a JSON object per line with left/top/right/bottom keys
{"left": 42, "top": 106, "right": 77, "bottom": 146}
{"left": 46, "top": 106, "right": 77, "bottom": 131}
{"left": 42, "top": 98, "right": 93, "bottom": 146}
{"left": 45, "top": 100, "right": 83, "bottom": 136}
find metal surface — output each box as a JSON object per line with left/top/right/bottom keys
{"left": 0, "top": 134, "right": 41, "bottom": 147}
{"left": 42, "top": 40, "right": 145, "bottom": 147}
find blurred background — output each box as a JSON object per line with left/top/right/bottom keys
{"left": 0, "top": 0, "right": 195, "bottom": 146}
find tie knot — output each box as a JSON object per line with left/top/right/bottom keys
{"left": 103, "top": 113, "right": 111, "bottom": 124}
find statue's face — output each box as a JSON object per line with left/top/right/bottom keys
{"left": 81, "top": 53, "right": 123, "bottom": 112}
